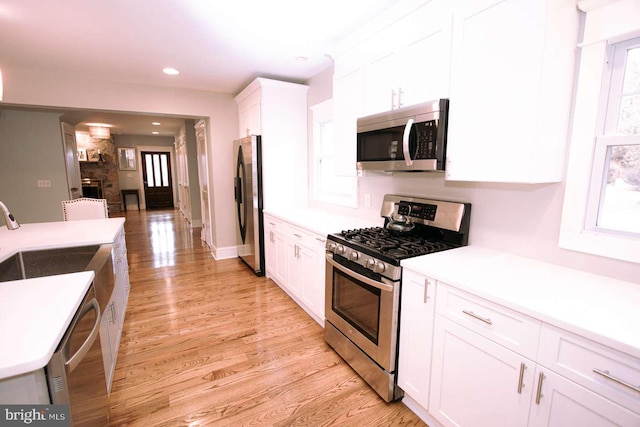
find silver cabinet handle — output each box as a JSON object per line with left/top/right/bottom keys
{"left": 593, "top": 368, "right": 640, "bottom": 393}
{"left": 462, "top": 309, "right": 493, "bottom": 325}
{"left": 294, "top": 233, "right": 302, "bottom": 238}
{"left": 535, "top": 372, "right": 545, "bottom": 404}
{"left": 315, "top": 237, "right": 326, "bottom": 243}
{"left": 423, "top": 278, "right": 431, "bottom": 303}
{"left": 517, "top": 363, "right": 527, "bottom": 394}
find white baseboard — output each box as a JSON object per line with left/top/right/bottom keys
{"left": 211, "top": 245, "right": 237, "bottom": 260}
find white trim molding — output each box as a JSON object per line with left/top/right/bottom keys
{"left": 559, "top": 0, "right": 640, "bottom": 264}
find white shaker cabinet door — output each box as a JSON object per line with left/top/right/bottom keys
{"left": 445, "top": 0, "right": 578, "bottom": 183}
{"left": 429, "top": 315, "right": 535, "bottom": 427}
{"left": 397, "top": 270, "right": 437, "bottom": 411}
{"left": 528, "top": 368, "right": 640, "bottom": 427}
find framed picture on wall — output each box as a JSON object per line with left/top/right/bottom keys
{"left": 86, "top": 149, "right": 100, "bottom": 162}
{"left": 78, "top": 148, "right": 87, "bottom": 162}
{"left": 118, "top": 147, "right": 137, "bottom": 170}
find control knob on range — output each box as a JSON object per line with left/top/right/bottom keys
{"left": 348, "top": 250, "right": 360, "bottom": 261}
{"left": 335, "top": 245, "right": 345, "bottom": 256}
{"left": 327, "top": 242, "right": 337, "bottom": 252}
{"left": 365, "top": 258, "right": 386, "bottom": 273}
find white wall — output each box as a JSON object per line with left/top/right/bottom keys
{"left": 307, "top": 66, "right": 640, "bottom": 285}
{"left": 1, "top": 67, "right": 239, "bottom": 254}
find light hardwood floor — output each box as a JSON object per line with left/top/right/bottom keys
{"left": 108, "top": 209, "right": 426, "bottom": 426}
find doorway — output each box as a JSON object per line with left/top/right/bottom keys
{"left": 141, "top": 151, "right": 174, "bottom": 209}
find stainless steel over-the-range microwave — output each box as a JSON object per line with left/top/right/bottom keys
{"left": 356, "top": 98, "right": 449, "bottom": 172}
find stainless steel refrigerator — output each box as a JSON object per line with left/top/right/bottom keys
{"left": 233, "top": 135, "right": 265, "bottom": 276}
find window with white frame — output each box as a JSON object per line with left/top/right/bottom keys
{"left": 587, "top": 38, "right": 640, "bottom": 235}
{"left": 310, "top": 99, "right": 358, "bottom": 207}
{"left": 559, "top": 0, "right": 640, "bottom": 264}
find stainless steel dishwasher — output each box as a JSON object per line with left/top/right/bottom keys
{"left": 46, "top": 282, "right": 109, "bottom": 426}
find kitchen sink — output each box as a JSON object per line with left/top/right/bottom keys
{"left": 0, "top": 244, "right": 115, "bottom": 309}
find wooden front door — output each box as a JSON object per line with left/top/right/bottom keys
{"left": 141, "top": 151, "right": 174, "bottom": 209}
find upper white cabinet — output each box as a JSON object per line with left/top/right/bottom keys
{"left": 445, "top": 0, "right": 579, "bottom": 182}
{"left": 235, "top": 78, "right": 309, "bottom": 210}
{"left": 362, "top": 0, "right": 453, "bottom": 116}
{"left": 332, "top": 0, "right": 453, "bottom": 176}
{"left": 332, "top": 0, "right": 579, "bottom": 183}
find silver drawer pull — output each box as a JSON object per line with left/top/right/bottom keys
{"left": 593, "top": 369, "right": 640, "bottom": 393}
{"left": 462, "top": 309, "right": 492, "bottom": 325}
{"left": 294, "top": 233, "right": 302, "bottom": 238}
{"left": 315, "top": 237, "right": 326, "bottom": 242}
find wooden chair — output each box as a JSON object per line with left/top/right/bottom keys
{"left": 62, "top": 197, "right": 109, "bottom": 221}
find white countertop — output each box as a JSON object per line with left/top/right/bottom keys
{"left": 0, "top": 218, "right": 125, "bottom": 380}
{"left": 0, "top": 271, "right": 95, "bottom": 379}
{"left": 402, "top": 246, "right": 640, "bottom": 359}
{"left": 0, "top": 218, "right": 125, "bottom": 262}
{"left": 263, "top": 207, "right": 376, "bottom": 236}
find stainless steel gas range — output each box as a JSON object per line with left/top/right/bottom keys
{"left": 324, "top": 194, "right": 471, "bottom": 402}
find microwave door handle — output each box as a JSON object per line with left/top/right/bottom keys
{"left": 402, "top": 118, "right": 415, "bottom": 166}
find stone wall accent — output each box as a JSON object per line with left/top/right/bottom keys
{"left": 79, "top": 137, "right": 121, "bottom": 214}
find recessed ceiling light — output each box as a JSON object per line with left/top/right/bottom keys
{"left": 163, "top": 67, "right": 180, "bottom": 75}
{"left": 152, "top": 122, "right": 161, "bottom": 126}
{"left": 295, "top": 56, "right": 308, "bottom": 62}
{"left": 152, "top": 131, "right": 159, "bottom": 135}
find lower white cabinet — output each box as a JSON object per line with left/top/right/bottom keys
{"left": 285, "top": 225, "right": 326, "bottom": 325}
{"left": 265, "top": 215, "right": 287, "bottom": 286}
{"left": 263, "top": 214, "right": 326, "bottom": 326}
{"left": 397, "top": 270, "right": 436, "bottom": 414}
{"left": 429, "top": 315, "right": 536, "bottom": 427}
{"left": 400, "top": 270, "right": 640, "bottom": 427}
{"left": 99, "top": 226, "right": 130, "bottom": 395}
{"left": 528, "top": 367, "right": 640, "bottom": 427}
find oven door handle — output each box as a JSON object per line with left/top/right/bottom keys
{"left": 326, "top": 254, "right": 394, "bottom": 293}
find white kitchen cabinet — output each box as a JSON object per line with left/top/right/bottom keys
{"left": 537, "top": 324, "right": 640, "bottom": 418}
{"left": 235, "top": 78, "right": 309, "bottom": 210}
{"left": 429, "top": 315, "right": 536, "bottom": 427}
{"left": 445, "top": 0, "right": 579, "bottom": 183}
{"left": 264, "top": 214, "right": 288, "bottom": 287}
{"left": 263, "top": 214, "right": 327, "bottom": 326}
{"left": 363, "top": 0, "right": 453, "bottom": 116}
{"left": 528, "top": 367, "right": 640, "bottom": 427}
{"left": 286, "top": 224, "right": 326, "bottom": 326}
{"left": 99, "top": 225, "right": 130, "bottom": 394}
{"left": 237, "top": 87, "right": 262, "bottom": 137}
{"left": 397, "top": 269, "right": 436, "bottom": 416}
{"left": 332, "top": 0, "right": 453, "bottom": 176}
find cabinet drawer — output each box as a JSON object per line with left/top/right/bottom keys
{"left": 436, "top": 283, "right": 541, "bottom": 359}
{"left": 287, "top": 224, "right": 326, "bottom": 249}
{"left": 538, "top": 324, "right": 640, "bottom": 414}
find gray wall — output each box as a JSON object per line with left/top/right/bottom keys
{"left": 0, "top": 110, "right": 70, "bottom": 223}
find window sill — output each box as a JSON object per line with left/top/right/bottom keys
{"left": 559, "top": 228, "right": 640, "bottom": 264}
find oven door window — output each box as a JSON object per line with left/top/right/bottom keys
{"left": 332, "top": 268, "right": 381, "bottom": 344}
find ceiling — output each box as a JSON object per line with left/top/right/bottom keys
{"left": 0, "top": 0, "right": 398, "bottom": 137}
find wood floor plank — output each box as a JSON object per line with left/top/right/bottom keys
{"left": 107, "top": 209, "right": 427, "bottom": 426}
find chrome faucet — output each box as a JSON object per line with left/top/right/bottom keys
{"left": 0, "top": 201, "right": 20, "bottom": 230}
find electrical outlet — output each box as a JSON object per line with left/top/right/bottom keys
{"left": 37, "top": 180, "right": 51, "bottom": 188}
